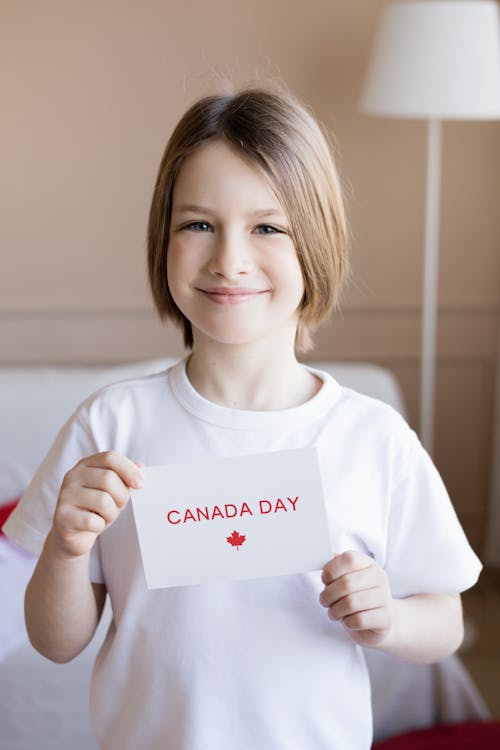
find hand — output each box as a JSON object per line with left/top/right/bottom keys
{"left": 51, "top": 451, "right": 144, "bottom": 559}
{"left": 319, "top": 550, "right": 394, "bottom": 649}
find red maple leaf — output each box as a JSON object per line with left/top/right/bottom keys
{"left": 227, "top": 530, "right": 246, "bottom": 550}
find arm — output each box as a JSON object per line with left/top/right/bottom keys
{"left": 25, "top": 531, "right": 107, "bottom": 663}
{"left": 319, "top": 550, "right": 464, "bottom": 664}
{"left": 24, "top": 451, "right": 144, "bottom": 663}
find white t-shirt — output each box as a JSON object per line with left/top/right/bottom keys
{"left": 3, "top": 360, "right": 482, "bottom": 750}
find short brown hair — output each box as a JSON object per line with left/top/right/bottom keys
{"left": 147, "top": 85, "right": 350, "bottom": 351}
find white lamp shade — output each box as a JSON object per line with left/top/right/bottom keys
{"left": 360, "top": 0, "right": 500, "bottom": 120}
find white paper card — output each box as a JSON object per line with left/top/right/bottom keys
{"left": 130, "top": 447, "right": 331, "bottom": 589}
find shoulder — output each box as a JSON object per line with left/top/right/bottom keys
{"left": 312, "top": 366, "right": 420, "bottom": 478}
{"left": 73, "top": 366, "right": 175, "bottom": 428}
{"left": 344, "top": 386, "right": 418, "bottom": 460}
{"left": 308, "top": 361, "right": 408, "bottom": 432}
{"left": 317, "top": 363, "right": 415, "bottom": 442}
{"left": 337, "top": 384, "right": 410, "bottom": 432}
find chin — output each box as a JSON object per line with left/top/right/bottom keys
{"left": 193, "top": 322, "right": 273, "bottom": 348}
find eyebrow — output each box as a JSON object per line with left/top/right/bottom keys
{"left": 172, "top": 204, "right": 286, "bottom": 219}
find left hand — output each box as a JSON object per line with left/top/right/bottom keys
{"left": 319, "top": 550, "right": 394, "bottom": 649}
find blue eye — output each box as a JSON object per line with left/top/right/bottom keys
{"left": 254, "top": 224, "right": 283, "bottom": 235}
{"left": 184, "top": 221, "right": 212, "bottom": 232}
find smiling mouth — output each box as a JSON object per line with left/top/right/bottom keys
{"left": 197, "top": 287, "right": 269, "bottom": 305}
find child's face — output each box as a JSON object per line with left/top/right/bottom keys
{"left": 167, "top": 141, "right": 304, "bottom": 349}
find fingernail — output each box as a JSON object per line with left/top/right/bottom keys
{"left": 133, "top": 474, "right": 144, "bottom": 489}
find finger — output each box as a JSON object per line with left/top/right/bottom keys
{"left": 79, "top": 467, "right": 132, "bottom": 510}
{"left": 320, "top": 566, "right": 381, "bottom": 608}
{"left": 64, "top": 467, "right": 129, "bottom": 511}
{"left": 76, "top": 489, "right": 122, "bottom": 525}
{"left": 81, "top": 451, "right": 144, "bottom": 490}
{"left": 341, "top": 606, "right": 392, "bottom": 633}
{"left": 326, "top": 587, "right": 384, "bottom": 622}
{"left": 321, "top": 550, "right": 372, "bottom": 585}
{"left": 57, "top": 506, "right": 106, "bottom": 536}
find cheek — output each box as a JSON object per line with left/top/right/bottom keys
{"left": 277, "top": 254, "right": 305, "bottom": 303}
{"left": 293, "top": 258, "right": 305, "bottom": 293}
{"left": 166, "top": 244, "right": 186, "bottom": 309}
{"left": 167, "top": 235, "right": 207, "bottom": 279}
{"left": 167, "top": 239, "right": 190, "bottom": 286}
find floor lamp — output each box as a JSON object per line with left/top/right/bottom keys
{"left": 359, "top": 0, "right": 500, "bottom": 456}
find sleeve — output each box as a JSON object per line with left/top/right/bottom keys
{"left": 384, "top": 432, "right": 482, "bottom": 599}
{"left": 1, "top": 408, "right": 104, "bottom": 584}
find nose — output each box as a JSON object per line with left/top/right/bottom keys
{"left": 206, "top": 228, "right": 254, "bottom": 279}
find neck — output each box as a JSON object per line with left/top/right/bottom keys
{"left": 186, "top": 336, "right": 321, "bottom": 411}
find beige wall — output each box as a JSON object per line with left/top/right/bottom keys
{"left": 1, "top": 1, "right": 499, "bottom": 553}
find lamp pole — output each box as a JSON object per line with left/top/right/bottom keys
{"left": 420, "top": 118, "right": 442, "bottom": 456}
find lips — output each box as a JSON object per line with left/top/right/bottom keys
{"left": 197, "top": 286, "right": 269, "bottom": 305}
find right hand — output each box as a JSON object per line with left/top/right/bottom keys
{"left": 51, "top": 451, "right": 144, "bottom": 559}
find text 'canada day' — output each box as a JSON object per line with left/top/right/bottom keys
{"left": 166, "top": 497, "right": 300, "bottom": 525}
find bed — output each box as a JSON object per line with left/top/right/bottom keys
{"left": 0, "top": 357, "right": 490, "bottom": 748}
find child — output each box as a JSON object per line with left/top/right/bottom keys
{"left": 3, "top": 86, "right": 481, "bottom": 750}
